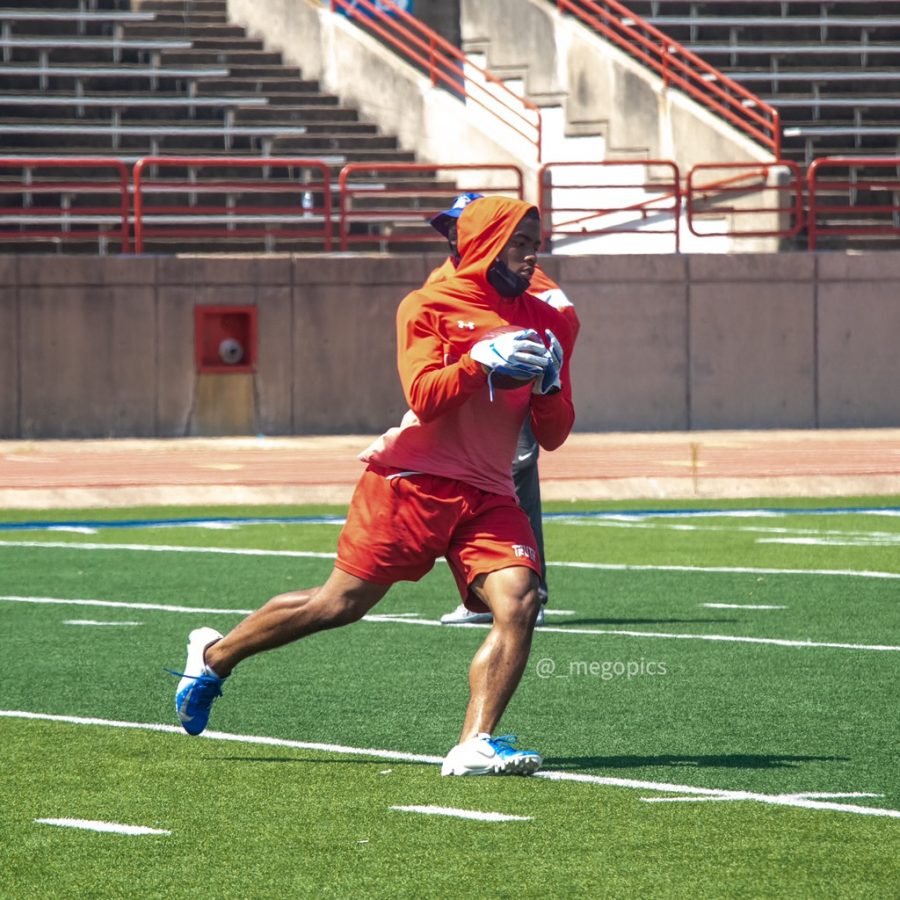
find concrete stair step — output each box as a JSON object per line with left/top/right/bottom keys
{"left": 138, "top": 0, "right": 228, "bottom": 12}
{"left": 236, "top": 103, "right": 359, "bottom": 120}
{"left": 233, "top": 106, "right": 361, "bottom": 123}
{"left": 272, "top": 134, "right": 400, "bottom": 152}
{"left": 295, "top": 121, "right": 378, "bottom": 134}
{"left": 159, "top": 50, "right": 286, "bottom": 67}
{"left": 197, "top": 77, "right": 326, "bottom": 93}
{"left": 152, "top": 12, "right": 230, "bottom": 26}
{"left": 122, "top": 23, "right": 247, "bottom": 40}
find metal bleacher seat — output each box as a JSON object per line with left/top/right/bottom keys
{"left": 0, "top": 63, "right": 230, "bottom": 93}
{"left": 0, "top": 122, "right": 310, "bottom": 154}
{"left": 0, "top": 39, "right": 196, "bottom": 79}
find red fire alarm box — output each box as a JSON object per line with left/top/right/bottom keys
{"left": 194, "top": 305, "right": 257, "bottom": 374}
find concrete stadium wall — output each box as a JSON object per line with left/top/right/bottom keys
{"left": 2, "top": 252, "right": 899, "bottom": 439}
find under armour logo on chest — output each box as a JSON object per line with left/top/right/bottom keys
{"left": 457, "top": 320, "right": 475, "bottom": 330}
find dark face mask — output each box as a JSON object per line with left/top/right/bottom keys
{"left": 487, "top": 259, "right": 530, "bottom": 297}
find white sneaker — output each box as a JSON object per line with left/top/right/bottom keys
{"left": 440, "top": 603, "right": 545, "bottom": 625}
{"left": 440, "top": 604, "right": 493, "bottom": 625}
{"left": 441, "top": 734, "right": 543, "bottom": 776}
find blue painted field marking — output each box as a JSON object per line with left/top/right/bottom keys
{"left": 0, "top": 506, "right": 898, "bottom": 533}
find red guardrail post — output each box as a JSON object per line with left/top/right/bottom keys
{"left": 673, "top": 173, "right": 681, "bottom": 253}
{"left": 806, "top": 158, "right": 823, "bottom": 251}
{"left": 771, "top": 109, "right": 782, "bottom": 160}
{"left": 132, "top": 157, "right": 147, "bottom": 253}
{"left": 114, "top": 159, "right": 131, "bottom": 253}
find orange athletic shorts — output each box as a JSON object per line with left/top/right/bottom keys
{"left": 336, "top": 463, "right": 540, "bottom": 612}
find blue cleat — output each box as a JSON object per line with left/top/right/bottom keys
{"left": 173, "top": 627, "right": 225, "bottom": 736}
{"left": 441, "top": 734, "right": 543, "bottom": 776}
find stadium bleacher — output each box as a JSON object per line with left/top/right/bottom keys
{"left": 0, "top": 0, "right": 453, "bottom": 253}
{"left": 622, "top": 0, "right": 900, "bottom": 247}
{"left": 576, "top": 0, "right": 900, "bottom": 157}
{"left": 1, "top": 0, "right": 896, "bottom": 252}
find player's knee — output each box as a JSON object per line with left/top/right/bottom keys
{"left": 496, "top": 583, "right": 541, "bottom": 629}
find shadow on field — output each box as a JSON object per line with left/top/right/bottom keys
{"left": 546, "top": 753, "right": 849, "bottom": 771}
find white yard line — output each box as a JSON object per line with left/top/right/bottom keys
{"left": 758, "top": 537, "right": 900, "bottom": 547}
{"left": 63, "top": 620, "right": 143, "bottom": 627}
{"left": 547, "top": 560, "right": 900, "bottom": 580}
{"left": 2, "top": 538, "right": 900, "bottom": 580}
{"left": 389, "top": 805, "right": 531, "bottom": 822}
{"left": 376, "top": 615, "right": 900, "bottom": 652}
{"left": 3, "top": 711, "right": 898, "bottom": 821}
{"left": 702, "top": 604, "right": 787, "bottom": 610}
{"left": 640, "top": 792, "right": 882, "bottom": 804}
{"left": 2, "top": 596, "right": 897, "bottom": 652}
{"left": 34, "top": 817, "right": 169, "bottom": 836}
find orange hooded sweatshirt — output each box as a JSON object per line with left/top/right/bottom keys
{"left": 360, "top": 196, "right": 575, "bottom": 497}
{"left": 426, "top": 256, "right": 581, "bottom": 343}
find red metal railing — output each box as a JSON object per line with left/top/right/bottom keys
{"left": 3, "top": 155, "right": 897, "bottom": 254}
{"left": 538, "top": 160, "right": 682, "bottom": 252}
{"left": 338, "top": 162, "right": 524, "bottom": 250}
{"left": 132, "top": 157, "right": 332, "bottom": 253}
{"left": 555, "top": 0, "right": 781, "bottom": 157}
{"left": 330, "top": 0, "right": 542, "bottom": 162}
{"left": 0, "top": 157, "right": 130, "bottom": 252}
{"left": 686, "top": 161, "right": 804, "bottom": 239}
{"left": 807, "top": 157, "right": 900, "bottom": 251}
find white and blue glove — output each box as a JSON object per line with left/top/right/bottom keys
{"left": 532, "top": 329, "right": 563, "bottom": 395}
{"left": 470, "top": 328, "right": 550, "bottom": 381}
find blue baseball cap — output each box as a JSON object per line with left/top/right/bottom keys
{"left": 429, "top": 192, "right": 484, "bottom": 237}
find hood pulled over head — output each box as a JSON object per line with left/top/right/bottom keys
{"left": 454, "top": 195, "right": 537, "bottom": 289}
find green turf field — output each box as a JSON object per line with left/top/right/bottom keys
{"left": 2, "top": 497, "right": 899, "bottom": 897}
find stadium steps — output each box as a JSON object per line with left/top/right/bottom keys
{"left": 624, "top": 0, "right": 900, "bottom": 248}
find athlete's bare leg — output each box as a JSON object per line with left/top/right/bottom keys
{"left": 457, "top": 566, "right": 541, "bottom": 741}
{"left": 204, "top": 567, "right": 390, "bottom": 677}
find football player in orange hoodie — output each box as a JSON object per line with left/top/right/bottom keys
{"left": 172, "top": 196, "right": 575, "bottom": 776}
{"left": 428, "top": 193, "right": 580, "bottom": 626}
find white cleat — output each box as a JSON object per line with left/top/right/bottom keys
{"left": 440, "top": 604, "right": 545, "bottom": 626}
{"left": 441, "top": 735, "right": 543, "bottom": 776}
{"left": 440, "top": 604, "right": 494, "bottom": 625}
